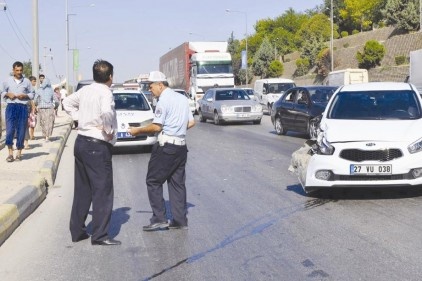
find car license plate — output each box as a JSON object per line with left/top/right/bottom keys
{"left": 238, "top": 113, "right": 249, "bottom": 118}
{"left": 350, "top": 164, "right": 392, "bottom": 175}
{"left": 117, "top": 132, "right": 134, "bottom": 139}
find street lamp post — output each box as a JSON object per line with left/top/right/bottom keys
{"left": 226, "top": 9, "right": 248, "bottom": 86}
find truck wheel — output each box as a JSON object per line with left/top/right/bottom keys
{"left": 275, "top": 116, "right": 286, "bottom": 135}
{"left": 213, "top": 112, "right": 220, "bottom": 125}
{"left": 199, "top": 110, "right": 206, "bottom": 122}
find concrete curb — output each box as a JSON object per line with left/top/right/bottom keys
{"left": 0, "top": 118, "right": 72, "bottom": 246}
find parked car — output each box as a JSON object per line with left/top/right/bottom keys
{"left": 174, "top": 88, "right": 196, "bottom": 115}
{"left": 298, "top": 82, "right": 422, "bottom": 193}
{"left": 198, "top": 87, "right": 263, "bottom": 125}
{"left": 271, "top": 86, "right": 338, "bottom": 138}
{"left": 75, "top": 79, "right": 94, "bottom": 91}
{"left": 112, "top": 89, "right": 157, "bottom": 148}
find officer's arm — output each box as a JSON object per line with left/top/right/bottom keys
{"left": 187, "top": 119, "right": 195, "bottom": 129}
{"left": 128, "top": 123, "right": 162, "bottom": 136}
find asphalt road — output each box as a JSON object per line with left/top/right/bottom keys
{"left": 1, "top": 115, "right": 422, "bottom": 281}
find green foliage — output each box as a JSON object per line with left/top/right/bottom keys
{"left": 394, "top": 55, "right": 407, "bottom": 65}
{"left": 352, "top": 29, "right": 359, "bottom": 35}
{"left": 22, "top": 61, "right": 33, "bottom": 78}
{"left": 297, "top": 13, "right": 332, "bottom": 45}
{"left": 237, "top": 68, "right": 254, "bottom": 85}
{"left": 267, "top": 60, "right": 284, "bottom": 77}
{"left": 341, "top": 31, "right": 349, "bottom": 37}
{"left": 295, "top": 58, "right": 310, "bottom": 76}
{"left": 343, "top": 42, "right": 350, "bottom": 48}
{"left": 339, "top": 0, "right": 384, "bottom": 31}
{"left": 382, "top": 0, "right": 419, "bottom": 32}
{"left": 300, "top": 35, "right": 327, "bottom": 66}
{"left": 356, "top": 40, "right": 386, "bottom": 69}
{"left": 252, "top": 38, "right": 275, "bottom": 78}
{"left": 315, "top": 48, "right": 331, "bottom": 77}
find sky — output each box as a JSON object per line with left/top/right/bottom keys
{"left": 0, "top": 0, "right": 322, "bottom": 87}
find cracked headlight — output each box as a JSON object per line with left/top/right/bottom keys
{"left": 317, "top": 136, "right": 335, "bottom": 155}
{"left": 408, "top": 138, "right": 422, "bottom": 154}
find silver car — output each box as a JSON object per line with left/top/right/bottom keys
{"left": 198, "top": 88, "right": 263, "bottom": 125}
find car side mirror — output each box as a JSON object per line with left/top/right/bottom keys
{"left": 262, "top": 89, "right": 267, "bottom": 95}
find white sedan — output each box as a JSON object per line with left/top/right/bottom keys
{"left": 293, "top": 82, "right": 422, "bottom": 193}
{"left": 113, "top": 89, "right": 157, "bottom": 148}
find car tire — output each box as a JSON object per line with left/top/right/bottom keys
{"left": 199, "top": 110, "right": 206, "bottom": 122}
{"left": 213, "top": 112, "right": 220, "bottom": 125}
{"left": 275, "top": 116, "right": 286, "bottom": 135}
{"left": 308, "top": 119, "right": 317, "bottom": 139}
{"left": 253, "top": 119, "right": 261, "bottom": 125}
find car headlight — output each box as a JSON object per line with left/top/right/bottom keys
{"left": 408, "top": 138, "right": 422, "bottom": 154}
{"left": 221, "top": 104, "right": 234, "bottom": 113}
{"left": 252, "top": 104, "right": 262, "bottom": 112}
{"left": 317, "top": 136, "right": 335, "bottom": 155}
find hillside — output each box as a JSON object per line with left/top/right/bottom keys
{"left": 277, "top": 26, "right": 422, "bottom": 86}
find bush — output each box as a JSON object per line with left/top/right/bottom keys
{"left": 395, "top": 55, "right": 406, "bottom": 65}
{"left": 341, "top": 31, "right": 349, "bottom": 38}
{"left": 356, "top": 40, "right": 386, "bottom": 69}
{"left": 343, "top": 43, "right": 350, "bottom": 48}
{"left": 295, "top": 58, "right": 310, "bottom": 76}
{"left": 352, "top": 29, "right": 359, "bottom": 35}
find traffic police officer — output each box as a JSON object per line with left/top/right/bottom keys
{"left": 128, "top": 71, "right": 195, "bottom": 231}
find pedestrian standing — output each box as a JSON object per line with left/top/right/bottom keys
{"left": 1, "top": 61, "right": 34, "bottom": 162}
{"left": 62, "top": 59, "right": 121, "bottom": 246}
{"left": 53, "top": 86, "right": 61, "bottom": 116}
{"left": 127, "top": 71, "right": 195, "bottom": 231}
{"left": 27, "top": 76, "right": 38, "bottom": 141}
{"left": 34, "top": 74, "right": 59, "bottom": 142}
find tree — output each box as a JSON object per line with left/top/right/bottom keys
{"left": 339, "top": 0, "right": 384, "bottom": 31}
{"left": 252, "top": 38, "right": 275, "bottom": 78}
{"left": 382, "top": 0, "right": 419, "bottom": 32}
{"left": 300, "top": 34, "right": 327, "bottom": 66}
{"left": 267, "top": 60, "right": 284, "bottom": 78}
{"left": 315, "top": 48, "right": 331, "bottom": 76}
{"left": 356, "top": 40, "right": 386, "bottom": 69}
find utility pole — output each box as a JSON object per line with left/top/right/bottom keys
{"left": 32, "top": 0, "right": 39, "bottom": 84}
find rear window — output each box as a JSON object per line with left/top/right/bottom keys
{"left": 114, "top": 94, "right": 151, "bottom": 111}
{"left": 328, "top": 90, "right": 421, "bottom": 120}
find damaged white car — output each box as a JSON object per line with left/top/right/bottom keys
{"left": 289, "top": 82, "right": 422, "bottom": 194}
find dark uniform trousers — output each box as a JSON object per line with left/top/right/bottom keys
{"left": 70, "top": 135, "right": 114, "bottom": 242}
{"left": 146, "top": 142, "right": 188, "bottom": 226}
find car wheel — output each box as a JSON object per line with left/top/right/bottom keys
{"left": 214, "top": 112, "right": 220, "bottom": 125}
{"left": 253, "top": 119, "right": 261, "bottom": 125}
{"left": 274, "top": 116, "right": 286, "bottom": 135}
{"left": 308, "top": 120, "right": 317, "bottom": 139}
{"left": 199, "top": 109, "right": 206, "bottom": 122}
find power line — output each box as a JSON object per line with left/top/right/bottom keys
{"left": 2, "top": 0, "right": 31, "bottom": 57}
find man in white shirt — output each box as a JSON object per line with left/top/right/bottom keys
{"left": 63, "top": 59, "right": 120, "bottom": 246}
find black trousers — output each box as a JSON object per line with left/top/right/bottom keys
{"left": 70, "top": 135, "right": 114, "bottom": 242}
{"left": 146, "top": 142, "right": 188, "bottom": 226}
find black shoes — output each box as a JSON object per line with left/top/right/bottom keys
{"left": 168, "top": 222, "right": 188, "bottom": 230}
{"left": 72, "top": 233, "right": 90, "bottom": 242}
{"left": 143, "top": 221, "right": 169, "bottom": 231}
{"left": 91, "top": 238, "right": 121, "bottom": 246}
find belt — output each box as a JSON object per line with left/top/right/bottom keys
{"left": 78, "top": 134, "right": 112, "bottom": 147}
{"left": 158, "top": 132, "right": 186, "bottom": 146}
{"left": 162, "top": 139, "right": 186, "bottom": 146}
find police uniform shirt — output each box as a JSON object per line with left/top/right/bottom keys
{"left": 153, "top": 88, "right": 194, "bottom": 137}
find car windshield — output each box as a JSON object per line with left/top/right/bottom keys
{"left": 114, "top": 94, "right": 151, "bottom": 111}
{"left": 244, "top": 89, "right": 254, "bottom": 96}
{"left": 328, "top": 90, "right": 421, "bottom": 120}
{"left": 309, "top": 88, "right": 336, "bottom": 103}
{"left": 264, "top": 83, "right": 295, "bottom": 94}
{"left": 215, "top": 90, "right": 251, "bottom": 101}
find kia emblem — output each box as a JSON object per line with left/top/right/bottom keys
{"left": 366, "top": 143, "right": 376, "bottom": 147}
